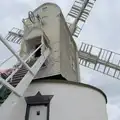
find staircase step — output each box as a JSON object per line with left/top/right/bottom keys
{"left": 18, "top": 67, "right": 27, "bottom": 70}
{"left": 12, "top": 74, "right": 27, "bottom": 79}
{"left": 13, "top": 74, "right": 26, "bottom": 79}
{"left": 13, "top": 71, "right": 27, "bottom": 77}
{"left": 10, "top": 78, "right": 22, "bottom": 83}
{"left": 14, "top": 69, "right": 27, "bottom": 73}
{"left": 10, "top": 79, "right": 22, "bottom": 86}
{"left": 10, "top": 78, "right": 21, "bottom": 82}
{"left": 10, "top": 82, "right": 20, "bottom": 87}
{"left": 18, "top": 67, "right": 27, "bottom": 71}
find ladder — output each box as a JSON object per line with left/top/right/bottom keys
{"left": 67, "top": 0, "right": 96, "bottom": 38}
{"left": 79, "top": 42, "right": 120, "bottom": 80}
{"left": 0, "top": 35, "right": 51, "bottom": 118}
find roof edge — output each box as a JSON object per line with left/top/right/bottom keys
{"left": 34, "top": 2, "right": 61, "bottom": 13}
{"left": 32, "top": 79, "right": 107, "bottom": 103}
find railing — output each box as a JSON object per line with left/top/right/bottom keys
{"left": 0, "top": 34, "right": 44, "bottom": 97}
{"left": 0, "top": 35, "right": 34, "bottom": 75}
{"left": 0, "top": 43, "right": 43, "bottom": 88}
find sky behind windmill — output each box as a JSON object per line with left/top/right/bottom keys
{"left": 0, "top": 0, "right": 120, "bottom": 120}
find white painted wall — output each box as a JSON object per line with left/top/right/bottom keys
{"left": 60, "top": 13, "right": 79, "bottom": 82}
{"left": 0, "top": 97, "right": 27, "bottom": 120}
{"left": 0, "top": 80, "right": 108, "bottom": 120}
{"left": 25, "top": 81, "right": 108, "bottom": 120}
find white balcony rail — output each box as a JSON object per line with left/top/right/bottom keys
{"left": 0, "top": 43, "right": 43, "bottom": 89}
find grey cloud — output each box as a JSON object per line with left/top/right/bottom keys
{"left": 0, "top": 0, "right": 38, "bottom": 36}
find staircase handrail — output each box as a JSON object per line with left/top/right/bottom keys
{"left": 0, "top": 43, "right": 43, "bottom": 89}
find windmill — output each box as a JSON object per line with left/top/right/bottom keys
{"left": 0, "top": 0, "right": 118, "bottom": 120}
{"left": 3, "top": 0, "right": 120, "bottom": 80}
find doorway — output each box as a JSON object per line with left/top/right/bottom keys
{"left": 29, "top": 106, "right": 47, "bottom": 120}
{"left": 35, "top": 44, "right": 41, "bottom": 58}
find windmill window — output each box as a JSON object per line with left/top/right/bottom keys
{"left": 36, "top": 111, "right": 40, "bottom": 115}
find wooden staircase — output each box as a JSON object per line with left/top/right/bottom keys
{"left": 0, "top": 60, "right": 35, "bottom": 104}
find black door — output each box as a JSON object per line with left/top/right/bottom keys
{"left": 35, "top": 44, "right": 41, "bottom": 57}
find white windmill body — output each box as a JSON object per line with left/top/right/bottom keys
{"left": 0, "top": 1, "right": 109, "bottom": 120}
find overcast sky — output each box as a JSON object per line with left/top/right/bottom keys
{"left": 0, "top": 0, "right": 120, "bottom": 120}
